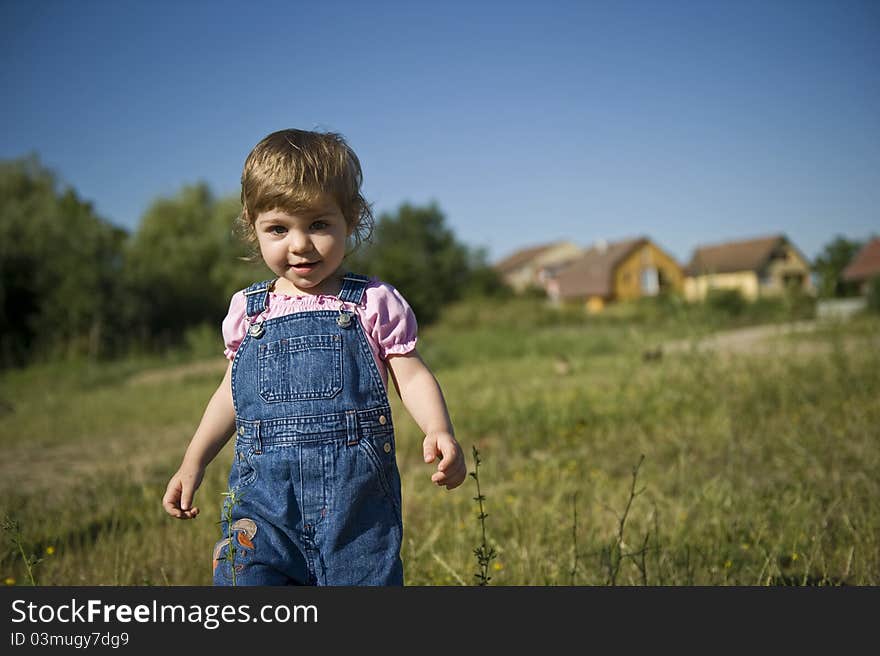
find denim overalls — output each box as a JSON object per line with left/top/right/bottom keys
{"left": 212, "top": 273, "right": 404, "bottom": 586}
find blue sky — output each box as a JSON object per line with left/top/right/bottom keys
{"left": 2, "top": 0, "right": 878, "bottom": 265}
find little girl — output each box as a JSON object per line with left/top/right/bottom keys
{"left": 162, "top": 128, "right": 465, "bottom": 586}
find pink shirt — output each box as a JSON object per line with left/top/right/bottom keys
{"left": 222, "top": 278, "right": 418, "bottom": 390}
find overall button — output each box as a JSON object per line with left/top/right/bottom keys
{"left": 383, "top": 442, "right": 392, "bottom": 454}
{"left": 238, "top": 426, "right": 245, "bottom": 435}
{"left": 378, "top": 415, "right": 387, "bottom": 425}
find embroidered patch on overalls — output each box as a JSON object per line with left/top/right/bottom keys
{"left": 212, "top": 518, "right": 258, "bottom": 573}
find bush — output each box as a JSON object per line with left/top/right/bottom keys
{"left": 603, "top": 292, "right": 688, "bottom": 326}
{"left": 184, "top": 323, "right": 224, "bottom": 359}
{"left": 705, "top": 288, "right": 747, "bottom": 317}
{"left": 782, "top": 286, "right": 816, "bottom": 320}
{"left": 867, "top": 276, "right": 880, "bottom": 314}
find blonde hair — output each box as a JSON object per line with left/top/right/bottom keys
{"left": 236, "top": 128, "right": 373, "bottom": 253}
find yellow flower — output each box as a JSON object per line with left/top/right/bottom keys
{"left": 724, "top": 560, "right": 732, "bottom": 569}
{"left": 492, "top": 562, "right": 504, "bottom": 571}
{"left": 4, "top": 577, "right": 15, "bottom": 586}
{"left": 791, "top": 552, "right": 799, "bottom": 561}
{"left": 45, "top": 546, "right": 55, "bottom": 556}
{"left": 740, "top": 543, "right": 750, "bottom": 550}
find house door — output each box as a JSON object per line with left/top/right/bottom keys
{"left": 783, "top": 273, "right": 804, "bottom": 290}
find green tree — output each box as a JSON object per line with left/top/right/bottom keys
{"left": 210, "top": 195, "right": 271, "bottom": 298}
{"left": 123, "top": 183, "right": 267, "bottom": 350}
{"left": 813, "top": 236, "right": 863, "bottom": 298}
{"left": 346, "top": 202, "right": 503, "bottom": 324}
{"left": 0, "top": 155, "right": 126, "bottom": 366}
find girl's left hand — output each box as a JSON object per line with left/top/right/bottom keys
{"left": 423, "top": 431, "right": 467, "bottom": 490}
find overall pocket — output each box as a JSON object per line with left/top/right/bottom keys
{"left": 231, "top": 447, "right": 258, "bottom": 490}
{"left": 258, "top": 334, "right": 343, "bottom": 402}
{"left": 358, "top": 431, "right": 402, "bottom": 523}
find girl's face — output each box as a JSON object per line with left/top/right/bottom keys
{"left": 254, "top": 197, "right": 352, "bottom": 296}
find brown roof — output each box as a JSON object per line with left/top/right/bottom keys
{"left": 686, "top": 234, "right": 794, "bottom": 275}
{"left": 494, "top": 241, "right": 572, "bottom": 274}
{"left": 842, "top": 237, "right": 880, "bottom": 282}
{"left": 552, "top": 237, "right": 648, "bottom": 299}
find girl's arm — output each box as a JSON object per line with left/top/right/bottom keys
{"left": 386, "top": 349, "right": 466, "bottom": 490}
{"left": 162, "top": 360, "right": 237, "bottom": 519}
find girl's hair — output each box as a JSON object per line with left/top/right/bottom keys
{"left": 236, "top": 128, "right": 374, "bottom": 253}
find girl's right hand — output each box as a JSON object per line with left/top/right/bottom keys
{"left": 162, "top": 466, "right": 205, "bottom": 520}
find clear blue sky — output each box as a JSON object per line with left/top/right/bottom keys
{"left": 2, "top": 0, "right": 878, "bottom": 265}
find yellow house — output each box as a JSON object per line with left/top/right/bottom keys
{"left": 494, "top": 240, "right": 583, "bottom": 293}
{"left": 545, "top": 237, "right": 685, "bottom": 312}
{"left": 684, "top": 234, "right": 814, "bottom": 301}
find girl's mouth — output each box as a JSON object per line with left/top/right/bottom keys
{"left": 290, "top": 261, "right": 319, "bottom": 274}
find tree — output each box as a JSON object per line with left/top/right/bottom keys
{"left": 345, "top": 202, "right": 503, "bottom": 324}
{"left": 123, "top": 183, "right": 267, "bottom": 350}
{"left": 813, "top": 236, "right": 863, "bottom": 298}
{"left": 0, "top": 155, "right": 126, "bottom": 366}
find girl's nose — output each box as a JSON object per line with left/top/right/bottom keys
{"left": 288, "top": 230, "right": 312, "bottom": 254}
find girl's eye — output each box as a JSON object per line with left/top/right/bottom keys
{"left": 310, "top": 220, "right": 328, "bottom": 231}
{"left": 268, "top": 225, "right": 286, "bottom": 235}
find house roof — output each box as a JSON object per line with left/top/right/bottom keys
{"left": 551, "top": 237, "right": 648, "bottom": 299}
{"left": 686, "top": 234, "right": 795, "bottom": 275}
{"left": 842, "top": 237, "right": 880, "bottom": 282}
{"left": 494, "top": 241, "right": 574, "bottom": 274}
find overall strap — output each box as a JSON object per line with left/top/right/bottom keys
{"left": 338, "top": 273, "right": 371, "bottom": 305}
{"left": 242, "top": 279, "right": 275, "bottom": 318}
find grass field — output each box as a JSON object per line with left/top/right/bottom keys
{"left": 1, "top": 297, "right": 878, "bottom": 585}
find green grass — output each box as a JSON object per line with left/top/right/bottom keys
{"left": 1, "top": 299, "right": 878, "bottom": 585}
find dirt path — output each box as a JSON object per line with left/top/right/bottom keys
{"left": 0, "top": 359, "right": 231, "bottom": 500}
{"left": 661, "top": 320, "right": 875, "bottom": 357}
{"left": 3, "top": 424, "right": 212, "bottom": 505}
{"left": 126, "top": 358, "right": 227, "bottom": 386}
{"left": 663, "top": 320, "right": 815, "bottom": 355}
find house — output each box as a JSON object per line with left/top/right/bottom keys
{"left": 684, "top": 234, "right": 813, "bottom": 302}
{"left": 545, "top": 237, "right": 685, "bottom": 313}
{"left": 494, "top": 240, "right": 583, "bottom": 293}
{"left": 841, "top": 237, "right": 880, "bottom": 295}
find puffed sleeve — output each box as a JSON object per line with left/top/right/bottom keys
{"left": 363, "top": 281, "right": 418, "bottom": 359}
{"left": 221, "top": 291, "right": 247, "bottom": 360}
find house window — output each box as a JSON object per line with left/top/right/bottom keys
{"left": 640, "top": 268, "right": 659, "bottom": 296}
